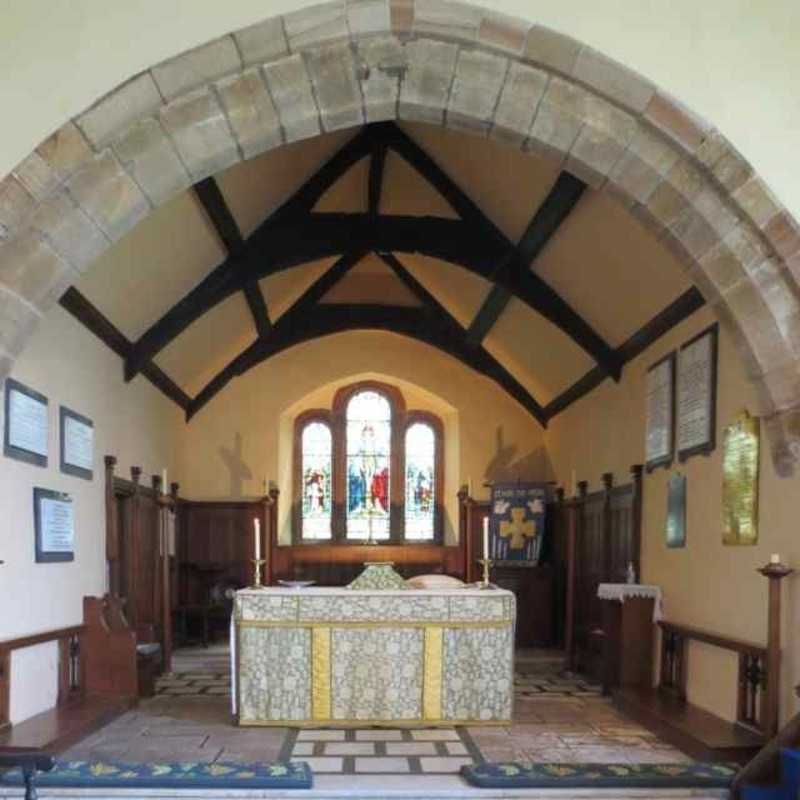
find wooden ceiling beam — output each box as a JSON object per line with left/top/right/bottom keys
{"left": 59, "top": 288, "right": 190, "bottom": 410}
{"left": 378, "top": 122, "right": 620, "bottom": 379}
{"left": 378, "top": 252, "right": 547, "bottom": 425}
{"left": 125, "top": 130, "right": 374, "bottom": 381}
{"left": 187, "top": 303, "right": 547, "bottom": 424}
{"left": 466, "top": 172, "right": 586, "bottom": 345}
{"left": 543, "top": 287, "right": 706, "bottom": 420}
{"left": 193, "top": 177, "right": 271, "bottom": 337}
{"left": 368, "top": 138, "right": 387, "bottom": 215}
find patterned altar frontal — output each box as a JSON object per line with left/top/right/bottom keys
{"left": 233, "top": 588, "right": 515, "bottom": 727}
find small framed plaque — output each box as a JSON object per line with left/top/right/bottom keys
{"left": 34, "top": 488, "right": 75, "bottom": 563}
{"left": 4, "top": 378, "right": 48, "bottom": 467}
{"left": 677, "top": 324, "right": 718, "bottom": 461}
{"left": 60, "top": 406, "right": 94, "bottom": 480}
{"left": 645, "top": 352, "right": 675, "bottom": 471}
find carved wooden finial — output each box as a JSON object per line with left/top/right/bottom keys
{"left": 170, "top": 482, "right": 179, "bottom": 500}
{"left": 151, "top": 475, "right": 162, "bottom": 494}
{"left": 104, "top": 455, "right": 117, "bottom": 470}
{"left": 577, "top": 480, "right": 588, "bottom": 498}
{"left": 602, "top": 472, "right": 613, "bottom": 491}
{"left": 131, "top": 466, "right": 142, "bottom": 484}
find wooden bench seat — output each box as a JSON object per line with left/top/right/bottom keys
{"left": 615, "top": 686, "right": 764, "bottom": 765}
{"left": 0, "top": 696, "right": 130, "bottom": 755}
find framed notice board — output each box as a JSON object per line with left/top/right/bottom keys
{"left": 4, "top": 378, "right": 48, "bottom": 467}
{"left": 33, "top": 488, "right": 75, "bottom": 563}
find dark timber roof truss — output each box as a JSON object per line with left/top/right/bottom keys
{"left": 60, "top": 122, "right": 704, "bottom": 424}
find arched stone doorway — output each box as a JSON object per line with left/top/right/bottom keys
{"left": 1, "top": 1, "right": 799, "bottom": 470}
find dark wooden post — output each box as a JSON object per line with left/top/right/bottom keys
{"left": 127, "top": 467, "right": 142, "bottom": 630}
{"left": 264, "top": 486, "right": 279, "bottom": 585}
{"left": 757, "top": 560, "right": 793, "bottom": 737}
{"left": 564, "top": 482, "right": 586, "bottom": 673}
{"left": 601, "top": 472, "right": 614, "bottom": 582}
{"left": 457, "top": 487, "right": 470, "bottom": 582}
{"left": 630, "top": 464, "right": 643, "bottom": 579}
{"left": 104, "top": 456, "right": 119, "bottom": 594}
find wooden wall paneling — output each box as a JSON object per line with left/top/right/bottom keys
{"left": 126, "top": 467, "right": 142, "bottom": 631}
{"left": 104, "top": 456, "right": 120, "bottom": 594}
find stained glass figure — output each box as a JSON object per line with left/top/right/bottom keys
{"left": 346, "top": 391, "right": 391, "bottom": 540}
{"left": 301, "top": 421, "right": 332, "bottom": 539}
{"left": 404, "top": 422, "right": 435, "bottom": 539}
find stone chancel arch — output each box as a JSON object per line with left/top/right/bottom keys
{"left": 1, "top": 0, "right": 800, "bottom": 470}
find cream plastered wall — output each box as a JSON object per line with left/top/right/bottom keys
{"left": 175, "top": 329, "right": 552, "bottom": 541}
{"left": 546, "top": 307, "right": 800, "bottom": 724}
{"left": 0, "top": 307, "right": 183, "bottom": 724}
{"left": 2, "top": 2, "right": 800, "bottom": 221}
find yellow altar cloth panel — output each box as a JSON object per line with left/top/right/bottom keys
{"left": 311, "top": 626, "right": 331, "bottom": 721}
{"left": 423, "top": 626, "right": 443, "bottom": 721}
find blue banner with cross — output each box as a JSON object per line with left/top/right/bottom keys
{"left": 489, "top": 482, "right": 547, "bottom": 563}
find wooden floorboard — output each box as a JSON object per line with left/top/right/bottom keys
{"left": 0, "top": 696, "right": 131, "bottom": 754}
{"left": 615, "top": 686, "right": 763, "bottom": 764}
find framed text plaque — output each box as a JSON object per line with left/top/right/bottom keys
{"left": 677, "top": 324, "right": 718, "bottom": 461}
{"left": 60, "top": 406, "right": 94, "bottom": 480}
{"left": 33, "top": 488, "right": 75, "bottom": 563}
{"left": 722, "top": 411, "right": 760, "bottom": 546}
{"left": 645, "top": 352, "right": 675, "bottom": 471}
{"left": 4, "top": 378, "right": 48, "bottom": 467}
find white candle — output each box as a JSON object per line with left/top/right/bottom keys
{"left": 254, "top": 518, "right": 261, "bottom": 561}
{"left": 467, "top": 476, "right": 473, "bottom": 498}
{"left": 482, "top": 516, "right": 489, "bottom": 559}
{"left": 770, "top": 553, "right": 781, "bottom": 564}
{"left": 263, "top": 477, "right": 268, "bottom": 495}
{"left": 162, "top": 468, "right": 168, "bottom": 492}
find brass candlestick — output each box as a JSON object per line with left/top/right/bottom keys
{"left": 478, "top": 557, "right": 493, "bottom": 589}
{"left": 251, "top": 558, "right": 266, "bottom": 588}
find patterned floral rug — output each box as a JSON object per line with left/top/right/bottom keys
{"left": 462, "top": 761, "right": 739, "bottom": 788}
{"left": 0, "top": 760, "right": 312, "bottom": 790}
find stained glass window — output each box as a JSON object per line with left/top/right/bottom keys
{"left": 301, "top": 421, "right": 332, "bottom": 539}
{"left": 404, "top": 422, "right": 436, "bottom": 539}
{"left": 346, "top": 391, "right": 391, "bottom": 540}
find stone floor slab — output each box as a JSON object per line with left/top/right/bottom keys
{"left": 384, "top": 741, "right": 438, "bottom": 755}
{"left": 324, "top": 742, "right": 376, "bottom": 755}
{"left": 297, "top": 729, "right": 346, "bottom": 741}
{"left": 410, "top": 729, "right": 460, "bottom": 741}
{"left": 354, "top": 756, "right": 411, "bottom": 773}
{"left": 355, "top": 729, "right": 404, "bottom": 740}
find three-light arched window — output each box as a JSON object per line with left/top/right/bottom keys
{"left": 293, "top": 382, "right": 443, "bottom": 543}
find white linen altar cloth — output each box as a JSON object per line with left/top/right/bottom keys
{"left": 597, "top": 583, "right": 664, "bottom": 621}
{"left": 231, "top": 586, "right": 515, "bottom": 726}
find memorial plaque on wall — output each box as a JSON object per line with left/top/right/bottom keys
{"left": 722, "top": 411, "right": 759, "bottom": 546}
{"left": 34, "top": 488, "right": 75, "bottom": 563}
{"left": 60, "top": 406, "right": 94, "bottom": 480}
{"left": 4, "top": 378, "right": 48, "bottom": 467}
{"left": 645, "top": 352, "right": 675, "bottom": 471}
{"left": 677, "top": 324, "right": 718, "bottom": 461}
{"left": 665, "top": 473, "right": 686, "bottom": 548}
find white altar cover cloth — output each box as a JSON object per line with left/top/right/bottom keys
{"left": 597, "top": 583, "right": 664, "bottom": 621}
{"left": 230, "top": 586, "right": 515, "bottom": 726}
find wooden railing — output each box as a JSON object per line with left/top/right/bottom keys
{"left": 0, "top": 626, "right": 86, "bottom": 730}
{"left": 658, "top": 621, "right": 769, "bottom": 737}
